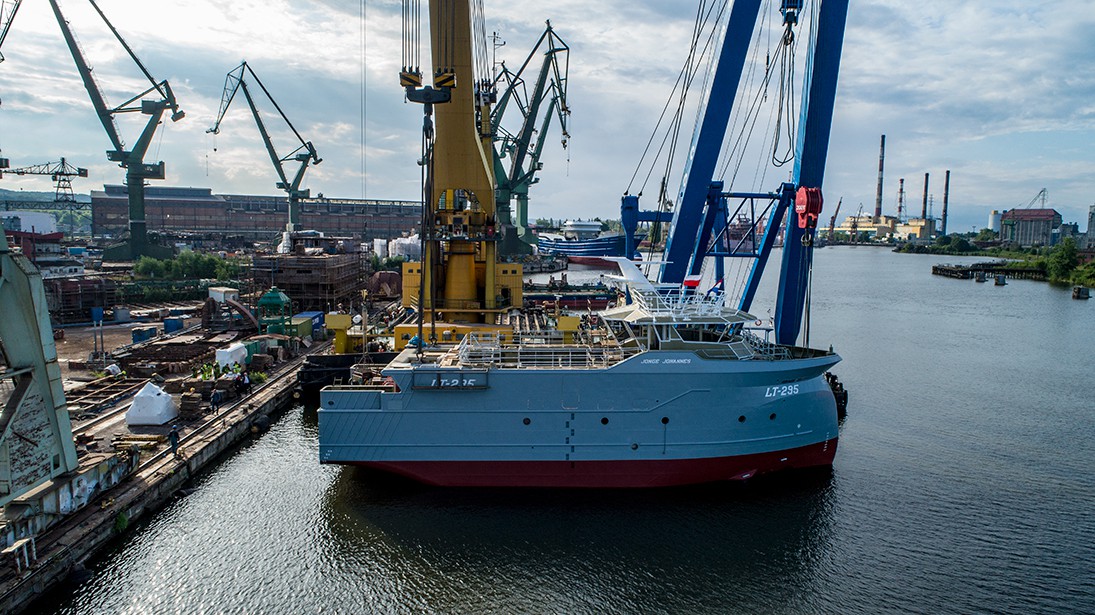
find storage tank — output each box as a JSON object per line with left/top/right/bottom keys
{"left": 989, "top": 210, "right": 1002, "bottom": 233}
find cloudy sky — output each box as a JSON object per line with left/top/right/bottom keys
{"left": 1, "top": 0, "right": 1093, "bottom": 234}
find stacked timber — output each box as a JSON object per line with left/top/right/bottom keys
{"left": 250, "top": 354, "right": 274, "bottom": 371}
{"left": 179, "top": 390, "right": 204, "bottom": 417}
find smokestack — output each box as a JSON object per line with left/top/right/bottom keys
{"left": 941, "top": 170, "right": 950, "bottom": 236}
{"left": 921, "top": 173, "right": 929, "bottom": 220}
{"left": 875, "top": 135, "right": 885, "bottom": 221}
{"left": 897, "top": 178, "right": 905, "bottom": 222}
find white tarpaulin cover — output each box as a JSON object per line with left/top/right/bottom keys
{"left": 126, "top": 382, "right": 178, "bottom": 426}
{"left": 215, "top": 342, "right": 248, "bottom": 368}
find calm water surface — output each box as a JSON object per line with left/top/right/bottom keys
{"left": 37, "top": 248, "right": 1095, "bottom": 614}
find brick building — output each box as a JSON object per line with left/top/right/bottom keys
{"left": 1000, "top": 209, "right": 1061, "bottom": 247}
{"left": 91, "top": 185, "right": 421, "bottom": 241}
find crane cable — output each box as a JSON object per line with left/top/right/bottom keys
{"left": 625, "top": 0, "right": 724, "bottom": 195}
{"left": 624, "top": 0, "right": 726, "bottom": 264}
{"left": 471, "top": 0, "right": 489, "bottom": 84}
{"left": 361, "top": 0, "right": 367, "bottom": 198}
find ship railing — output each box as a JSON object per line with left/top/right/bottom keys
{"left": 740, "top": 331, "right": 792, "bottom": 360}
{"left": 454, "top": 333, "right": 637, "bottom": 368}
{"left": 630, "top": 287, "right": 739, "bottom": 319}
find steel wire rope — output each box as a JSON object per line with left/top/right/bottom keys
{"left": 770, "top": 24, "right": 797, "bottom": 167}
{"left": 664, "top": 0, "right": 727, "bottom": 183}
{"left": 717, "top": 19, "right": 791, "bottom": 188}
{"left": 360, "top": 0, "right": 367, "bottom": 198}
{"left": 718, "top": 0, "right": 771, "bottom": 185}
{"left": 625, "top": 0, "right": 721, "bottom": 195}
{"left": 716, "top": 0, "right": 770, "bottom": 185}
{"left": 471, "top": 0, "right": 488, "bottom": 84}
{"left": 631, "top": 1, "right": 726, "bottom": 264}
{"left": 646, "top": 1, "right": 726, "bottom": 266}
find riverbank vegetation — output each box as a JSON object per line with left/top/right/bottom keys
{"left": 898, "top": 234, "right": 1094, "bottom": 286}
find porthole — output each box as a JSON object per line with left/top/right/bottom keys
{"left": 523, "top": 417, "right": 531, "bottom": 425}
{"left": 601, "top": 417, "right": 609, "bottom": 425}
{"left": 769, "top": 413, "right": 777, "bottom": 420}
{"left": 738, "top": 415, "right": 746, "bottom": 423}
{"left": 661, "top": 417, "right": 669, "bottom": 425}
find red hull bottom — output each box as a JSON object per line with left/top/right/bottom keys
{"left": 345, "top": 438, "right": 838, "bottom": 488}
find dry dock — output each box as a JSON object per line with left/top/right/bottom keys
{"left": 0, "top": 348, "right": 314, "bottom": 613}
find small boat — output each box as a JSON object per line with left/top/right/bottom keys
{"left": 974, "top": 271, "right": 986, "bottom": 283}
{"left": 1074, "top": 286, "right": 1091, "bottom": 300}
{"left": 537, "top": 220, "right": 644, "bottom": 259}
{"left": 994, "top": 275, "right": 1007, "bottom": 286}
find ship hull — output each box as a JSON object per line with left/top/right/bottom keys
{"left": 537, "top": 233, "right": 644, "bottom": 258}
{"left": 319, "top": 350, "right": 841, "bottom": 488}
{"left": 339, "top": 438, "right": 836, "bottom": 487}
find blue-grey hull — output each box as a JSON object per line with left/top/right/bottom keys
{"left": 318, "top": 350, "right": 841, "bottom": 487}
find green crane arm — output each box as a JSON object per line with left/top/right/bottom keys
{"left": 489, "top": 22, "right": 570, "bottom": 247}
{"left": 208, "top": 62, "right": 321, "bottom": 230}
{"left": 48, "top": 0, "right": 184, "bottom": 160}
{"left": 1, "top": 157, "right": 87, "bottom": 179}
{"left": 49, "top": 0, "right": 123, "bottom": 153}
{"left": 0, "top": 0, "right": 21, "bottom": 63}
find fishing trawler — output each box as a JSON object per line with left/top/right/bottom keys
{"left": 318, "top": 0, "right": 850, "bottom": 487}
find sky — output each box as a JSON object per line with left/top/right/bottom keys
{"left": 1, "top": 0, "right": 1093, "bottom": 235}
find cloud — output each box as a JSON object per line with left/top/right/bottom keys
{"left": 1, "top": 0, "right": 1093, "bottom": 234}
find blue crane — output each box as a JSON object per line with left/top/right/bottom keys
{"left": 622, "top": 0, "right": 849, "bottom": 347}
{"left": 49, "top": 0, "right": 184, "bottom": 261}
{"left": 208, "top": 62, "right": 322, "bottom": 239}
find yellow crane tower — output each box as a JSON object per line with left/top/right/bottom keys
{"left": 396, "top": 0, "right": 523, "bottom": 349}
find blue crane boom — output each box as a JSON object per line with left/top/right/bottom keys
{"left": 659, "top": 0, "right": 763, "bottom": 286}
{"left": 624, "top": 0, "right": 849, "bottom": 347}
{"left": 772, "top": 0, "right": 849, "bottom": 345}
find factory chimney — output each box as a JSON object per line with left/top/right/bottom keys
{"left": 921, "top": 173, "right": 929, "bottom": 220}
{"left": 941, "top": 170, "right": 951, "bottom": 236}
{"left": 897, "top": 178, "right": 905, "bottom": 222}
{"left": 875, "top": 135, "right": 885, "bottom": 221}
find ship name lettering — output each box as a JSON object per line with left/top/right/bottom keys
{"left": 764, "top": 384, "right": 800, "bottom": 398}
{"left": 432, "top": 377, "right": 477, "bottom": 387}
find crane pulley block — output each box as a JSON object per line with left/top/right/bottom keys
{"left": 400, "top": 70, "right": 422, "bottom": 88}
{"left": 434, "top": 70, "right": 456, "bottom": 88}
{"left": 795, "top": 186, "right": 823, "bottom": 229}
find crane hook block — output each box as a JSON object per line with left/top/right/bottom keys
{"left": 795, "top": 187, "right": 823, "bottom": 229}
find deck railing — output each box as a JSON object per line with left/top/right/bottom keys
{"left": 453, "top": 333, "right": 638, "bottom": 369}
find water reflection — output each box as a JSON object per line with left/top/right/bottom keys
{"left": 321, "top": 466, "right": 838, "bottom": 613}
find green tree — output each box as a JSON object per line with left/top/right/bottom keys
{"left": 134, "top": 256, "right": 167, "bottom": 278}
{"left": 975, "top": 228, "right": 996, "bottom": 242}
{"left": 1046, "top": 237, "right": 1079, "bottom": 282}
{"left": 950, "top": 237, "right": 973, "bottom": 252}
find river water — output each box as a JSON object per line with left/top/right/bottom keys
{"left": 36, "top": 247, "right": 1095, "bottom": 614}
